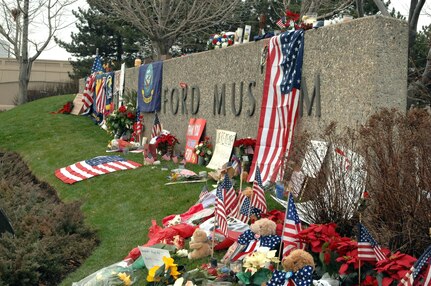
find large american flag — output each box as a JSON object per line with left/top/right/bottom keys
{"left": 55, "top": 156, "right": 141, "bottom": 184}
{"left": 250, "top": 166, "right": 267, "bottom": 214}
{"left": 151, "top": 112, "right": 162, "bottom": 139}
{"left": 215, "top": 183, "right": 228, "bottom": 236}
{"left": 398, "top": 246, "right": 431, "bottom": 286}
{"left": 282, "top": 192, "right": 303, "bottom": 256}
{"left": 248, "top": 30, "right": 304, "bottom": 183}
{"left": 357, "top": 223, "right": 386, "bottom": 262}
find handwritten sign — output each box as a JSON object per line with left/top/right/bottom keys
{"left": 184, "top": 118, "right": 206, "bottom": 164}
{"left": 70, "top": 93, "right": 85, "bottom": 115}
{"left": 138, "top": 246, "right": 171, "bottom": 270}
{"left": 206, "top": 129, "right": 236, "bottom": 170}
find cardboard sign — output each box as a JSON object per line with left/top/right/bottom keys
{"left": 206, "top": 129, "right": 236, "bottom": 170}
{"left": 70, "top": 93, "right": 85, "bottom": 115}
{"left": 138, "top": 246, "right": 170, "bottom": 270}
{"left": 184, "top": 118, "right": 206, "bottom": 164}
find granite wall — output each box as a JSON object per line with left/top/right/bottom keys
{"left": 79, "top": 15, "right": 408, "bottom": 145}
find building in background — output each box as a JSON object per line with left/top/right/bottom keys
{"left": 0, "top": 58, "right": 76, "bottom": 110}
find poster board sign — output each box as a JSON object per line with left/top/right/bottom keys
{"left": 70, "top": 93, "right": 85, "bottom": 115}
{"left": 138, "top": 246, "right": 170, "bottom": 270}
{"left": 206, "top": 129, "right": 236, "bottom": 170}
{"left": 184, "top": 118, "right": 206, "bottom": 164}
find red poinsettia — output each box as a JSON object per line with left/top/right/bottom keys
{"left": 233, "top": 138, "right": 257, "bottom": 148}
{"left": 119, "top": 105, "right": 127, "bottom": 113}
{"left": 336, "top": 248, "right": 360, "bottom": 274}
{"left": 363, "top": 275, "right": 379, "bottom": 286}
{"left": 296, "top": 223, "right": 341, "bottom": 253}
{"left": 286, "top": 10, "right": 300, "bottom": 22}
{"left": 375, "top": 251, "right": 416, "bottom": 286}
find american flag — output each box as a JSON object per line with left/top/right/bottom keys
{"left": 248, "top": 30, "right": 304, "bottom": 183}
{"left": 236, "top": 192, "right": 251, "bottom": 223}
{"left": 82, "top": 74, "right": 96, "bottom": 111}
{"left": 151, "top": 112, "right": 162, "bottom": 139}
{"left": 357, "top": 223, "right": 386, "bottom": 262}
{"left": 91, "top": 55, "right": 104, "bottom": 74}
{"left": 95, "top": 76, "right": 106, "bottom": 114}
{"left": 282, "top": 193, "right": 303, "bottom": 256}
{"left": 215, "top": 183, "right": 228, "bottom": 236}
{"left": 398, "top": 246, "right": 431, "bottom": 286}
{"left": 219, "top": 173, "right": 237, "bottom": 216}
{"left": 251, "top": 167, "right": 267, "bottom": 214}
{"left": 55, "top": 156, "right": 141, "bottom": 184}
{"left": 199, "top": 185, "right": 210, "bottom": 201}
{"left": 276, "top": 16, "right": 286, "bottom": 29}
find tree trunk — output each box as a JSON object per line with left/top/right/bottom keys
{"left": 17, "top": 0, "right": 30, "bottom": 105}
{"left": 356, "top": 0, "right": 364, "bottom": 17}
{"left": 371, "top": 0, "right": 390, "bottom": 16}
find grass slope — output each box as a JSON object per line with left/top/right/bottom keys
{"left": 0, "top": 95, "right": 280, "bottom": 285}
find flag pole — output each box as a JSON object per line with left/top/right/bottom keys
{"left": 96, "top": 48, "right": 99, "bottom": 56}
{"left": 358, "top": 212, "right": 362, "bottom": 286}
{"left": 277, "top": 181, "right": 290, "bottom": 270}
{"left": 236, "top": 160, "right": 246, "bottom": 219}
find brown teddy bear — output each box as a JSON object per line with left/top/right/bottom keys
{"left": 266, "top": 249, "right": 315, "bottom": 286}
{"left": 188, "top": 228, "right": 211, "bottom": 260}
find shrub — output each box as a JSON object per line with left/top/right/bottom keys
{"left": 0, "top": 151, "right": 99, "bottom": 285}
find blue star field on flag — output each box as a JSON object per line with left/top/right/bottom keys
{"left": 267, "top": 265, "right": 313, "bottom": 286}
{"left": 91, "top": 55, "right": 104, "bottom": 74}
{"left": 279, "top": 30, "right": 304, "bottom": 94}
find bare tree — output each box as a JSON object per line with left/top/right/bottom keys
{"left": 89, "top": 0, "right": 241, "bottom": 59}
{"left": 0, "top": 0, "right": 77, "bottom": 105}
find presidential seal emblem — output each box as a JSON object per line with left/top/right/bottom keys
{"left": 142, "top": 64, "right": 154, "bottom": 104}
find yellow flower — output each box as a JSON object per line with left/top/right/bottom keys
{"left": 147, "top": 265, "right": 162, "bottom": 282}
{"left": 118, "top": 272, "right": 132, "bottom": 286}
{"left": 163, "top": 256, "right": 181, "bottom": 279}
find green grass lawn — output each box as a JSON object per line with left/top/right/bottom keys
{"left": 0, "top": 95, "right": 280, "bottom": 285}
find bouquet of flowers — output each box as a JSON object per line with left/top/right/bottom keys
{"left": 276, "top": 10, "right": 314, "bottom": 31}
{"left": 234, "top": 137, "right": 257, "bottom": 157}
{"left": 105, "top": 103, "right": 137, "bottom": 140}
{"left": 155, "top": 132, "right": 179, "bottom": 155}
{"left": 194, "top": 136, "right": 213, "bottom": 164}
{"left": 236, "top": 247, "right": 279, "bottom": 285}
{"left": 72, "top": 260, "right": 136, "bottom": 286}
{"left": 207, "top": 32, "right": 235, "bottom": 49}
{"left": 146, "top": 256, "right": 182, "bottom": 285}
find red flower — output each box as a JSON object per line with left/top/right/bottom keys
{"left": 127, "top": 112, "right": 135, "bottom": 119}
{"left": 296, "top": 223, "right": 340, "bottom": 253}
{"left": 363, "top": 275, "right": 378, "bottom": 286}
{"left": 228, "top": 39, "right": 233, "bottom": 45}
{"left": 119, "top": 106, "right": 127, "bottom": 113}
{"left": 336, "top": 248, "right": 360, "bottom": 274}
{"left": 375, "top": 251, "right": 416, "bottom": 285}
{"left": 286, "top": 10, "right": 300, "bottom": 22}
{"left": 212, "top": 39, "right": 218, "bottom": 45}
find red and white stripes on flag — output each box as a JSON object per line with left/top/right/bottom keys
{"left": 282, "top": 193, "right": 303, "bottom": 257}
{"left": 248, "top": 30, "right": 304, "bottom": 183}
{"left": 55, "top": 156, "right": 141, "bottom": 184}
{"left": 95, "top": 76, "right": 107, "bottom": 114}
{"left": 82, "top": 73, "right": 96, "bottom": 111}
{"left": 398, "top": 246, "right": 431, "bottom": 286}
{"left": 250, "top": 166, "right": 267, "bottom": 214}
{"left": 221, "top": 173, "right": 237, "bottom": 216}
{"left": 357, "top": 223, "right": 386, "bottom": 262}
{"left": 215, "top": 187, "right": 228, "bottom": 236}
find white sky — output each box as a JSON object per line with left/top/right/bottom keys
{"left": 37, "top": 0, "right": 431, "bottom": 61}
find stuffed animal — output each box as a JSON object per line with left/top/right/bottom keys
{"left": 188, "top": 229, "right": 211, "bottom": 260}
{"left": 238, "top": 218, "right": 281, "bottom": 250}
{"left": 266, "top": 249, "right": 315, "bottom": 286}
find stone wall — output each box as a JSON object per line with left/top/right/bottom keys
{"left": 79, "top": 15, "right": 408, "bottom": 145}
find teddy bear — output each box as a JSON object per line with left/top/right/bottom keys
{"left": 188, "top": 228, "right": 212, "bottom": 260}
{"left": 238, "top": 218, "right": 281, "bottom": 250}
{"left": 266, "top": 249, "right": 315, "bottom": 286}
